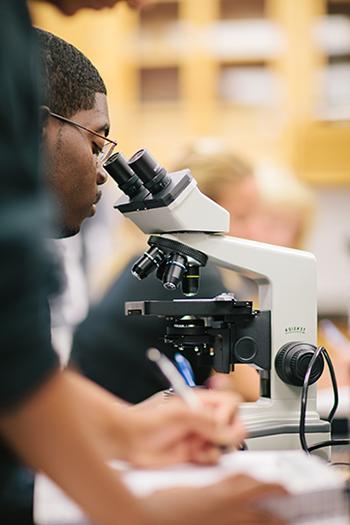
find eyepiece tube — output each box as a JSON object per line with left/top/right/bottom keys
{"left": 104, "top": 152, "right": 147, "bottom": 199}
{"left": 128, "top": 149, "right": 171, "bottom": 195}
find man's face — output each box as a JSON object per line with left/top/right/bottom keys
{"left": 43, "top": 93, "right": 110, "bottom": 237}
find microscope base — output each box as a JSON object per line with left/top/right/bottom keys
{"left": 245, "top": 431, "right": 330, "bottom": 459}
{"left": 240, "top": 400, "right": 331, "bottom": 459}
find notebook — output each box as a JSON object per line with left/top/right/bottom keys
{"left": 34, "top": 450, "right": 349, "bottom": 525}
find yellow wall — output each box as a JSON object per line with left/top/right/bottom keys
{"left": 30, "top": 0, "right": 350, "bottom": 184}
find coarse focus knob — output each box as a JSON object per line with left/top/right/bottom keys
{"left": 275, "top": 342, "right": 324, "bottom": 387}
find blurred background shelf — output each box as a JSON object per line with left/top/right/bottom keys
{"left": 30, "top": 0, "right": 350, "bottom": 181}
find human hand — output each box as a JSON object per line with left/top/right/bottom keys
{"left": 187, "top": 388, "right": 246, "bottom": 451}
{"left": 124, "top": 393, "right": 245, "bottom": 468}
{"left": 134, "top": 388, "right": 246, "bottom": 448}
{"left": 131, "top": 390, "right": 168, "bottom": 411}
{"left": 193, "top": 388, "right": 242, "bottom": 428}
{"left": 140, "top": 474, "right": 288, "bottom": 525}
{"left": 134, "top": 387, "right": 243, "bottom": 425}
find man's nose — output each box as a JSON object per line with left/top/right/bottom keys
{"left": 97, "top": 165, "right": 108, "bottom": 185}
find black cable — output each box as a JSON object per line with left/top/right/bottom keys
{"left": 322, "top": 347, "right": 339, "bottom": 423}
{"left": 299, "top": 345, "right": 350, "bottom": 454}
{"left": 299, "top": 345, "right": 324, "bottom": 452}
{"left": 308, "top": 439, "right": 349, "bottom": 453}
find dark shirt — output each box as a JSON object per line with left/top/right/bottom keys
{"left": 71, "top": 257, "right": 228, "bottom": 403}
{"left": 0, "top": 0, "right": 59, "bottom": 519}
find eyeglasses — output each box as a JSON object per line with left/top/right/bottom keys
{"left": 49, "top": 111, "right": 118, "bottom": 167}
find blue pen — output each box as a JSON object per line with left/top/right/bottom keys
{"left": 174, "top": 352, "right": 196, "bottom": 387}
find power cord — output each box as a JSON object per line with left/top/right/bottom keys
{"left": 299, "top": 345, "right": 350, "bottom": 454}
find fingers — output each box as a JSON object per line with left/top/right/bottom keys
{"left": 212, "top": 475, "right": 288, "bottom": 524}
{"left": 195, "top": 389, "right": 241, "bottom": 426}
{"left": 130, "top": 397, "right": 246, "bottom": 468}
{"left": 146, "top": 398, "right": 245, "bottom": 455}
{"left": 217, "top": 474, "right": 288, "bottom": 503}
{"left": 188, "top": 436, "right": 221, "bottom": 465}
{"left": 191, "top": 390, "right": 247, "bottom": 449}
{"left": 146, "top": 482, "right": 287, "bottom": 525}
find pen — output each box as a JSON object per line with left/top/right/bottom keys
{"left": 147, "top": 348, "right": 201, "bottom": 410}
{"left": 174, "top": 352, "right": 196, "bottom": 387}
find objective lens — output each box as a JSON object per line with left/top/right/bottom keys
{"left": 128, "top": 149, "right": 171, "bottom": 195}
{"left": 131, "top": 246, "right": 165, "bottom": 280}
{"left": 163, "top": 253, "right": 187, "bottom": 290}
{"left": 156, "top": 259, "right": 167, "bottom": 281}
{"left": 104, "top": 152, "right": 147, "bottom": 199}
{"left": 182, "top": 264, "right": 200, "bottom": 296}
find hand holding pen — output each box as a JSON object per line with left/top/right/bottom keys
{"left": 147, "top": 348, "right": 246, "bottom": 453}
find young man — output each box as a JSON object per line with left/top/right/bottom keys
{"left": 0, "top": 1, "right": 285, "bottom": 523}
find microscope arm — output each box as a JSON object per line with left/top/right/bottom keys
{"left": 159, "top": 232, "right": 318, "bottom": 409}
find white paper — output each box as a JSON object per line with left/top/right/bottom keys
{"left": 34, "top": 451, "right": 348, "bottom": 525}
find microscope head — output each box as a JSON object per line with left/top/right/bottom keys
{"left": 104, "top": 149, "right": 229, "bottom": 295}
{"left": 105, "top": 149, "right": 229, "bottom": 235}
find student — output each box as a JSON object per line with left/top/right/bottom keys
{"left": 0, "top": 10, "right": 285, "bottom": 525}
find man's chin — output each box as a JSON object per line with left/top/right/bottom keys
{"left": 53, "top": 224, "right": 81, "bottom": 239}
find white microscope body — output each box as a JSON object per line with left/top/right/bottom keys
{"left": 107, "top": 150, "right": 330, "bottom": 451}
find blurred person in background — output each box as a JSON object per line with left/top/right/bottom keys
{"left": 252, "top": 166, "right": 350, "bottom": 417}
{"left": 70, "top": 144, "right": 263, "bottom": 403}
{"left": 254, "top": 163, "right": 316, "bottom": 250}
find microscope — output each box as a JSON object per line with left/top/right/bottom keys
{"left": 105, "top": 149, "right": 331, "bottom": 452}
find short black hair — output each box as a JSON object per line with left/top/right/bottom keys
{"left": 36, "top": 28, "right": 107, "bottom": 118}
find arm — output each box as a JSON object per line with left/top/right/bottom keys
{"left": 1, "top": 369, "right": 281, "bottom": 525}
{"left": 0, "top": 370, "right": 146, "bottom": 525}
{"left": 54, "top": 370, "right": 246, "bottom": 466}
{"left": 143, "top": 474, "right": 287, "bottom": 525}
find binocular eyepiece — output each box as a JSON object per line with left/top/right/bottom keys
{"left": 105, "top": 149, "right": 206, "bottom": 297}
{"left": 104, "top": 149, "right": 171, "bottom": 198}
{"left": 132, "top": 246, "right": 201, "bottom": 297}
{"left": 129, "top": 149, "right": 171, "bottom": 195}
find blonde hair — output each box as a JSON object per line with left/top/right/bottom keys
{"left": 173, "top": 149, "right": 253, "bottom": 202}
{"left": 255, "top": 163, "right": 316, "bottom": 249}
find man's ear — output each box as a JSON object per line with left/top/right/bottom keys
{"left": 39, "top": 106, "right": 51, "bottom": 137}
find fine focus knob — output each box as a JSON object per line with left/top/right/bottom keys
{"left": 275, "top": 342, "right": 324, "bottom": 387}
